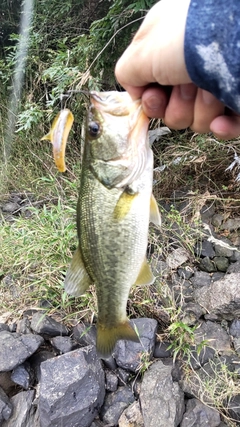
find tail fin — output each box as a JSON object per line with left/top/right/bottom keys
{"left": 96, "top": 320, "right": 139, "bottom": 357}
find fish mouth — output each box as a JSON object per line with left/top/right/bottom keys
{"left": 89, "top": 90, "right": 140, "bottom": 116}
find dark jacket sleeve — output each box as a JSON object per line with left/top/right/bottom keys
{"left": 184, "top": 0, "right": 240, "bottom": 113}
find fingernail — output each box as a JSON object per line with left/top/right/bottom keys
{"left": 180, "top": 84, "right": 196, "bottom": 100}
{"left": 145, "top": 96, "right": 163, "bottom": 111}
{"left": 202, "top": 90, "right": 216, "bottom": 105}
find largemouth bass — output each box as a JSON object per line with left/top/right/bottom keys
{"left": 42, "top": 108, "right": 74, "bottom": 172}
{"left": 64, "top": 91, "right": 161, "bottom": 356}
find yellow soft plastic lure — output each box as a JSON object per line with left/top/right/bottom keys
{"left": 42, "top": 108, "right": 74, "bottom": 172}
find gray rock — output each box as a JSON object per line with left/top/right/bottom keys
{"left": 117, "top": 368, "right": 130, "bottom": 386}
{"left": 49, "top": 336, "right": 77, "bottom": 354}
{"left": 2, "top": 202, "right": 20, "bottom": 213}
{"left": 100, "top": 386, "right": 135, "bottom": 425}
{"left": 211, "top": 272, "right": 225, "bottom": 282}
{"left": 191, "top": 271, "right": 211, "bottom": 288}
{"left": 0, "top": 331, "right": 44, "bottom": 372}
{"left": 2, "top": 390, "right": 37, "bottom": 427}
{"left": 214, "top": 236, "right": 234, "bottom": 258}
{"left": 177, "top": 267, "right": 194, "bottom": 280}
{"left": 195, "top": 240, "right": 215, "bottom": 258}
{"left": 0, "top": 387, "right": 12, "bottom": 423}
{"left": 226, "top": 394, "right": 240, "bottom": 422}
{"left": 229, "top": 319, "right": 240, "bottom": 338}
{"left": 199, "top": 257, "right": 217, "bottom": 273}
{"left": 105, "top": 370, "right": 118, "bottom": 392}
{"left": 31, "top": 313, "right": 68, "bottom": 336}
{"left": 16, "top": 318, "right": 31, "bottom": 334}
{"left": 211, "top": 213, "right": 224, "bottom": 227}
{"left": 230, "top": 250, "right": 240, "bottom": 262}
{"left": 0, "top": 373, "right": 16, "bottom": 395}
{"left": 201, "top": 205, "right": 215, "bottom": 221}
{"left": 227, "top": 259, "right": 240, "bottom": 273}
{"left": 118, "top": 401, "right": 144, "bottom": 427}
{"left": 0, "top": 324, "right": 9, "bottom": 332}
{"left": 194, "top": 272, "right": 240, "bottom": 321}
{"left": 194, "top": 321, "right": 232, "bottom": 355}
{"left": 180, "top": 398, "right": 220, "bottom": 427}
{"left": 39, "top": 346, "right": 105, "bottom": 427}
{"left": 221, "top": 218, "right": 240, "bottom": 231}
{"left": 11, "top": 362, "right": 33, "bottom": 389}
{"left": 113, "top": 318, "right": 157, "bottom": 372}
{"left": 140, "top": 360, "right": 184, "bottom": 427}
{"left": 213, "top": 256, "right": 229, "bottom": 272}
{"left": 166, "top": 248, "right": 189, "bottom": 269}
{"left": 232, "top": 337, "right": 240, "bottom": 355}
{"left": 181, "top": 302, "right": 205, "bottom": 325}
{"left": 153, "top": 341, "right": 172, "bottom": 358}
{"left": 72, "top": 323, "right": 96, "bottom": 347}
{"left": 29, "top": 350, "right": 55, "bottom": 382}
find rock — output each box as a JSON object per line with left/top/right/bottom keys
{"left": 11, "top": 362, "right": 34, "bottom": 389}
{"left": 16, "top": 318, "right": 31, "bottom": 334}
{"left": 153, "top": 341, "right": 172, "bottom": 358}
{"left": 214, "top": 236, "right": 234, "bottom": 258}
{"left": 201, "top": 205, "right": 215, "bottom": 221}
{"left": 194, "top": 321, "right": 232, "bottom": 355}
{"left": 72, "top": 323, "right": 96, "bottom": 346}
{"left": 227, "top": 259, "right": 240, "bottom": 273}
{"left": 195, "top": 240, "right": 215, "bottom": 258}
{"left": 0, "top": 373, "right": 16, "bottom": 395}
{"left": 230, "top": 320, "right": 240, "bottom": 338}
{"left": 211, "top": 213, "right": 224, "bottom": 227}
{"left": 230, "top": 250, "right": 240, "bottom": 262}
{"left": 221, "top": 218, "right": 240, "bottom": 231}
{"left": 49, "top": 336, "right": 77, "bottom": 354}
{"left": 29, "top": 350, "right": 55, "bottom": 382}
{"left": 194, "top": 272, "right": 240, "bottom": 321}
{"left": 166, "top": 248, "right": 189, "bottom": 269}
{"left": 213, "top": 256, "right": 229, "bottom": 272}
{"left": 100, "top": 386, "right": 135, "bottom": 425}
{"left": 0, "top": 387, "right": 12, "bottom": 423}
{"left": 140, "top": 360, "right": 184, "bottom": 427}
{"left": 0, "top": 331, "right": 44, "bottom": 372}
{"left": 39, "top": 346, "right": 105, "bottom": 427}
{"left": 199, "top": 257, "right": 217, "bottom": 273}
{"left": 117, "top": 368, "right": 130, "bottom": 386}
{"left": 180, "top": 398, "right": 220, "bottom": 427}
{"left": 211, "top": 272, "right": 225, "bottom": 282}
{"left": 105, "top": 370, "right": 118, "bottom": 392}
{"left": 0, "top": 324, "right": 10, "bottom": 332}
{"left": 232, "top": 337, "right": 240, "bottom": 355}
{"left": 2, "top": 390, "right": 37, "bottom": 427}
{"left": 113, "top": 318, "right": 157, "bottom": 372}
{"left": 177, "top": 267, "right": 194, "bottom": 280}
{"left": 227, "top": 394, "right": 240, "bottom": 422}
{"left": 180, "top": 302, "right": 205, "bottom": 325}
{"left": 118, "top": 401, "right": 144, "bottom": 427}
{"left": 30, "top": 313, "right": 68, "bottom": 336}
{"left": 191, "top": 271, "right": 211, "bottom": 288}
{"left": 2, "top": 202, "right": 20, "bottom": 213}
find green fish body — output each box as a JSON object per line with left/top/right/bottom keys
{"left": 64, "top": 91, "right": 161, "bottom": 356}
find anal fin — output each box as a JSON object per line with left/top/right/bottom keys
{"left": 64, "top": 246, "right": 92, "bottom": 296}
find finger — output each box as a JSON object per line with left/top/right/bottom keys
{"left": 163, "top": 83, "right": 197, "bottom": 129}
{"left": 210, "top": 114, "right": 240, "bottom": 140}
{"left": 141, "top": 86, "right": 169, "bottom": 118}
{"left": 191, "top": 89, "right": 225, "bottom": 133}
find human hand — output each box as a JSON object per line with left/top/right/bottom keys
{"left": 115, "top": 0, "right": 240, "bottom": 140}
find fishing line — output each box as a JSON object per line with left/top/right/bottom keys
{"left": 1, "top": 0, "right": 34, "bottom": 185}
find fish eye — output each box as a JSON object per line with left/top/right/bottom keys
{"left": 88, "top": 121, "right": 100, "bottom": 138}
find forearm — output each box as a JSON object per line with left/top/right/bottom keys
{"left": 185, "top": 0, "right": 240, "bottom": 113}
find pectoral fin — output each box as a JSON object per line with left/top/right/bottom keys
{"left": 64, "top": 246, "right": 92, "bottom": 296}
{"left": 135, "top": 257, "right": 155, "bottom": 286}
{"left": 150, "top": 194, "right": 161, "bottom": 226}
{"left": 113, "top": 191, "right": 137, "bottom": 221}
